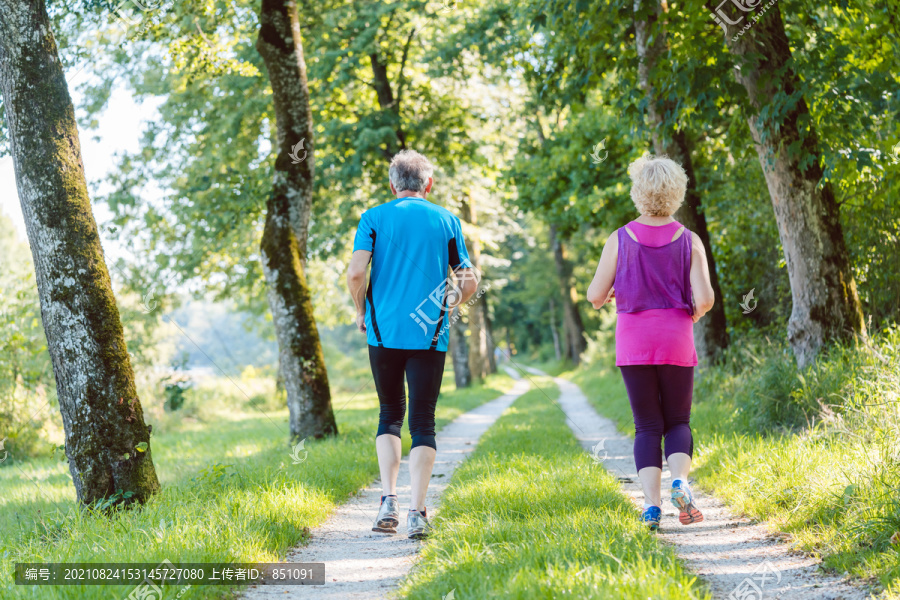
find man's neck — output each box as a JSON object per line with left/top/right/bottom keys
{"left": 396, "top": 191, "right": 426, "bottom": 199}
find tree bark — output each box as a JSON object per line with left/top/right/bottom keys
{"left": 368, "top": 26, "right": 414, "bottom": 160}
{"left": 484, "top": 301, "right": 497, "bottom": 374}
{"left": 549, "top": 225, "right": 587, "bottom": 365}
{"left": 257, "top": 0, "right": 337, "bottom": 441}
{"left": 708, "top": 2, "right": 865, "bottom": 367}
{"left": 460, "top": 197, "right": 492, "bottom": 381}
{"left": 549, "top": 298, "right": 562, "bottom": 362}
{"left": 0, "top": 0, "right": 159, "bottom": 504}
{"left": 634, "top": 0, "right": 729, "bottom": 363}
{"left": 448, "top": 307, "right": 471, "bottom": 388}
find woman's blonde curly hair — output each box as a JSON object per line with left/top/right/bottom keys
{"left": 627, "top": 154, "right": 688, "bottom": 217}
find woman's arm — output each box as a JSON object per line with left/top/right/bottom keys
{"left": 689, "top": 232, "right": 715, "bottom": 322}
{"left": 586, "top": 231, "right": 618, "bottom": 309}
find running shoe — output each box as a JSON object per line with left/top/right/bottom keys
{"left": 372, "top": 495, "right": 400, "bottom": 533}
{"left": 641, "top": 505, "right": 662, "bottom": 531}
{"left": 407, "top": 508, "right": 432, "bottom": 540}
{"left": 671, "top": 479, "right": 704, "bottom": 525}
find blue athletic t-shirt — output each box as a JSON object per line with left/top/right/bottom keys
{"left": 353, "top": 197, "right": 472, "bottom": 351}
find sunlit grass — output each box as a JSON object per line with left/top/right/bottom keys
{"left": 398, "top": 378, "right": 707, "bottom": 600}
{"left": 0, "top": 369, "right": 515, "bottom": 599}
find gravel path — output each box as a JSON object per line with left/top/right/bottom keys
{"left": 520, "top": 366, "right": 871, "bottom": 600}
{"left": 239, "top": 377, "right": 531, "bottom": 600}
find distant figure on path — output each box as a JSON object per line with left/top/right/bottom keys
{"left": 346, "top": 150, "right": 478, "bottom": 539}
{"left": 586, "top": 154, "right": 716, "bottom": 531}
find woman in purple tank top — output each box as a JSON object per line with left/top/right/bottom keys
{"left": 586, "top": 154, "right": 716, "bottom": 531}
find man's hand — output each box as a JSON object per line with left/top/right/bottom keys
{"left": 356, "top": 313, "right": 367, "bottom": 333}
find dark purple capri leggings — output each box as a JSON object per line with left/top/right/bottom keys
{"left": 620, "top": 364, "right": 694, "bottom": 471}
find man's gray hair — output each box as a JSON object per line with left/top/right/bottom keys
{"left": 389, "top": 150, "right": 435, "bottom": 193}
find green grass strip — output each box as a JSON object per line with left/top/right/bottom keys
{"left": 0, "top": 371, "right": 514, "bottom": 600}
{"left": 398, "top": 378, "right": 707, "bottom": 600}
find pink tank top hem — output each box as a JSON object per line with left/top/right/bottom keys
{"left": 614, "top": 221, "right": 698, "bottom": 367}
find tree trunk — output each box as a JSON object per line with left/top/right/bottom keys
{"left": 549, "top": 298, "right": 562, "bottom": 362}
{"left": 708, "top": 2, "right": 866, "bottom": 367}
{"left": 368, "top": 27, "right": 414, "bottom": 160}
{"left": 549, "top": 225, "right": 587, "bottom": 365}
{"left": 634, "top": 0, "right": 729, "bottom": 364}
{"left": 484, "top": 301, "right": 497, "bottom": 374}
{"left": 257, "top": 0, "right": 337, "bottom": 441}
{"left": 0, "top": 0, "right": 159, "bottom": 504}
{"left": 448, "top": 307, "right": 472, "bottom": 388}
{"left": 460, "top": 197, "right": 491, "bottom": 381}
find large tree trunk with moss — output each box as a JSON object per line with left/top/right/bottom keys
{"left": 460, "top": 197, "right": 492, "bottom": 381}
{"left": 448, "top": 307, "right": 471, "bottom": 388}
{"left": 257, "top": 0, "right": 337, "bottom": 440}
{"left": 549, "top": 225, "right": 587, "bottom": 365}
{"left": 0, "top": 0, "right": 159, "bottom": 505}
{"left": 708, "top": 2, "right": 865, "bottom": 368}
{"left": 634, "top": 0, "right": 729, "bottom": 364}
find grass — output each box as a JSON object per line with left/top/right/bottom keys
{"left": 398, "top": 378, "right": 708, "bottom": 600}
{"left": 570, "top": 325, "right": 900, "bottom": 597}
{"left": 0, "top": 366, "right": 515, "bottom": 600}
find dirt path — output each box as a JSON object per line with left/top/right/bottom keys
{"left": 522, "top": 366, "right": 870, "bottom": 600}
{"left": 240, "top": 378, "right": 531, "bottom": 600}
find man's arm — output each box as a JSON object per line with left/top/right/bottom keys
{"left": 347, "top": 250, "right": 372, "bottom": 333}
{"left": 452, "top": 266, "right": 480, "bottom": 306}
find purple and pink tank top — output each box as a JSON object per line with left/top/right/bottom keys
{"left": 613, "top": 220, "right": 698, "bottom": 367}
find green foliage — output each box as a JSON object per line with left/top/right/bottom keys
{"left": 191, "top": 463, "right": 239, "bottom": 487}
{"left": 0, "top": 217, "right": 58, "bottom": 461}
{"left": 92, "top": 489, "right": 136, "bottom": 512}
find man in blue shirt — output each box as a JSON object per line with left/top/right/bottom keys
{"left": 346, "top": 150, "right": 478, "bottom": 539}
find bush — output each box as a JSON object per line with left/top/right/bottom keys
{"left": 695, "top": 326, "right": 900, "bottom": 432}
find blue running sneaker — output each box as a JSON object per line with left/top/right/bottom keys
{"left": 641, "top": 505, "right": 662, "bottom": 531}
{"left": 671, "top": 479, "right": 704, "bottom": 525}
